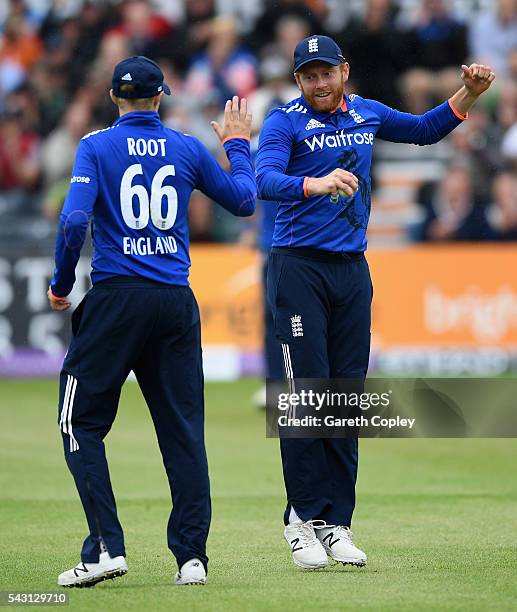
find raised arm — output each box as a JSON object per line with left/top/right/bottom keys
{"left": 370, "top": 63, "right": 495, "bottom": 146}
{"left": 195, "top": 96, "right": 256, "bottom": 216}
{"left": 48, "top": 139, "right": 98, "bottom": 310}
{"left": 256, "top": 109, "right": 305, "bottom": 201}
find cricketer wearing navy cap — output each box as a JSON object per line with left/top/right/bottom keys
{"left": 293, "top": 34, "right": 346, "bottom": 72}
{"left": 256, "top": 35, "right": 496, "bottom": 570}
{"left": 48, "top": 56, "right": 255, "bottom": 587}
{"left": 112, "top": 55, "right": 171, "bottom": 98}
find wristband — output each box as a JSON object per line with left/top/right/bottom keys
{"left": 47, "top": 287, "right": 68, "bottom": 303}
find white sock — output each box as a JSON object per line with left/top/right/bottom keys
{"left": 289, "top": 506, "right": 302, "bottom": 524}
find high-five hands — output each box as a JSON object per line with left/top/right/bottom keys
{"left": 211, "top": 96, "right": 252, "bottom": 143}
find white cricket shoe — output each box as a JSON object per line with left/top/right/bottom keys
{"left": 58, "top": 551, "right": 128, "bottom": 588}
{"left": 284, "top": 520, "right": 328, "bottom": 569}
{"left": 316, "top": 525, "right": 367, "bottom": 566}
{"left": 174, "top": 558, "right": 207, "bottom": 585}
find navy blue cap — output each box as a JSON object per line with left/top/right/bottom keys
{"left": 294, "top": 35, "right": 346, "bottom": 72}
{"left": 112, "top": 56, "right": 171, "bottom": 99}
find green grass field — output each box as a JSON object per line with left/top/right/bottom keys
{"left": 1, "top": 378, "right": 516, "bottom": 611}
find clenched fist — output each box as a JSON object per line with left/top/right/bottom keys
{"left": 461, "top": 63, "right": 495, "bottom": 96}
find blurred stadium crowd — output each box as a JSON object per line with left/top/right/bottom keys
{"left": 1, "top": 0, "right": 517, "bottom": 246}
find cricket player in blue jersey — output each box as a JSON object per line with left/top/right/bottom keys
{"left": 256, "top": 35, "right": 495, "bottom": 570}
{"left": 47, "top": 56, "right": 255, "bottom": 587}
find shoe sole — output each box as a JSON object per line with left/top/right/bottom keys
{"left": 175, "top": 579, "right": 206, "bottom": 586}
{"left": 321, "top": 545, "right": 367, "bottom": 567}
{"left": 328, "top": 556, "right": 367, "bottom": 567}
{"left": 60, "top": 568, "right": 127, "bottom": 588}
{"left": 292, "top": 558, "right": 328, "bottom": 570}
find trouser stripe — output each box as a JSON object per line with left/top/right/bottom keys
{"left": 61, "top": 374, "right": 80, "bottom": 452}
{"left": 60, "top": 375, "right": 72, "bottom": 433}
{"left": 67, "top": 377, "right": 79, "bottom": 452}
{"left": 281, "top": 343, "right": 296, "bottom": 419}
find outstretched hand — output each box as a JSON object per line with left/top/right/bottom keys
{"left": 211, "top": 96, "right": 252, "bottom": 143}
{"left": 461, "top": 63, "right": 495, "bottom": 96}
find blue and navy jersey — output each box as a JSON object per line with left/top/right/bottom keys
{"left": 51, "top": 111, "right": 256, "bottom": 296}
{"left": 256, "top": 94, "right": 466, "bottom": 252}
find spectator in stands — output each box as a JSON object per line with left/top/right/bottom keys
{"left": 248, "top": 55, "right": 299, "bottom": 131}
{"left": 249, "top": 0, "right": 327, "bottom": 52}
{"left": 400, "top": 0, "right": 468, "bottom": 113}
{"left": 0, "top": 110, "right": 40, "bottom": 214}
{"left": 486, "top": 169, "right": 517, "bottom": 240}
{"left": 169, "top": 0, "right": 216, "bottom": 74}
{"left": 495, "top": 80, "right": 517, "bottom": 131}
{"left": 448, "top": 108, "right": 504, "bottom": 202}
{"left": 64, "top": 4, "right": 112, "bottom": 89}
{"left": 185, "top": 16, "right": 257, "bottom": 100}
{"left": 183, "top": 89, "right": 223, "bottom": 153}
{"left": 259, "top": 15, "right": 310, "bottom": 64}
{"left": 40, "top": 102, "right": 93, "bottom": 219}
{"left": 415, "top": 166, "right": 494, "bottom": 242}
{"left": 40, "top": 101, "right": 92, "bottom": 218}
{"left": 3, "top": 84, "right": 40, "bottom": 133}
{"left": 488, "top": 81, "right": 517, "bottom": 174}
{"left": 337, "top": 0, "right": 403, "bottom": 107}
{"left": 501, "top": 120, "right": 517, "bottom": 167}
{"left": 469, "top": 0, "right": 517, "bottom": 80}
{"left": 108, "top": 0, "right": 172, "bottom": 60}
{"left": 0, "top": 12, "right": 43, "bottom": 99}
{"left": 28, "top": 60, "right": 68, "bottom": 136}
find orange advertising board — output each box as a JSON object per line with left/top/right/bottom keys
{"left": 190, "top": 245, "right": 263, "bottom": 349}
{"left": 368, "top": 245, "right": 517, "bottom": 348}
{"left": 190, "top": 244, "right": 517, "bottom": 350}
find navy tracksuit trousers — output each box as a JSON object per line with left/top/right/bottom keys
{"left": 262, "top": 254, "right": 287, "bottom": 380}
{"left": 57, "top": 277, "right": 210, "bottom": 570}
{"left": 267, "top": 248, "right": 373, "bottom": 527}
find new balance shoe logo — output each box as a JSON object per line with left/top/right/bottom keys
{"left": 323, "top": 532, "right": 340, "bottom": 548}
{"left": 350, "top": 108, "right": 365, "bottom": 124}
{"left": 291, "top": 314, "right": 303, "bottom": 338}
{"left": 305, "top": 118, "right": 326, "bottom": 131}
{"left": 121, "top": 73, "right": 132, "bottom": 81}
{"left": 308, "top": 38, "right": 319, "bottom": 53}
{"left": 73, "top": 564, "right": 89, "bottom": 577}
{"left": 290, "top": 538, "right": 303, "bottom": 553}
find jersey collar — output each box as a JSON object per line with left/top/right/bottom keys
{"left": 113, "top": 111, "right": 162, "bottom": 126}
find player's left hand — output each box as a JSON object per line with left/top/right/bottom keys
{"left": 47, "top": 288, "right": 71, "bottom": 311}
{"left": 461, "top": 64, "right": 495, "bottom": 96}
{"left": 211, "top": 96, "right": 252, "bottom": 143}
